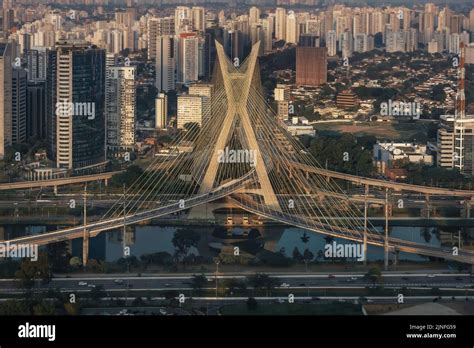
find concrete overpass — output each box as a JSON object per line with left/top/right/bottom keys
{"left": 0, "top": 172, "right": 120, "bottom": 191}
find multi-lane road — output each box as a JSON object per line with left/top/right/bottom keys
{"left": 1, "top": 273, "right": 473, "bottom": 293}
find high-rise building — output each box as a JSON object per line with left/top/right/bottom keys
{"left": 261, "top": 18, "right": 273, "bottom": 53}
{"left": 296, "top": 46, "right": 327, "bottom": 86}
{"left": 275, "top": 8, "right": 286, "bottom": 41}
{"left": 224, "top": 30, "right": 243, "bottom": 62}
{"left": 11, "top": 68, "right": 27, "bottom": 144}
{"left": 189, "top": 83, "right": 213, "bottom": 126}
{"left": 156, "top": 35, "right": 175, "bottom": 92}
{"left": 299, "top": 34, "right": 319, "bottom": 47}
{"left": 470, "top": 9, "right": 474, "bottom": 32}
{"left": 27, "top": 81, "right": 46, "bottom": 139}
{"left": 0, "top": 40, "right": 12, "bottom": 159}
{"left": 326, "top": 30, "right": 337, "bottom": 56}
{"left": 106, "top": 67, "right": 136, "bottom": 158}
{"left": 177, "top": 95, "right": 205, "bottom": 129}
{"left": 27, "top": 47, "right": 47, "bottom": 82}
{"left": 47, "top": 41, "right": 105, "bottom": 171}
{"left": 386, "top": 30, "right": 406, "bottom": 52}
{"left": 147, "top": 17, "right": 175, "bottom": 61}
{"left": 286, "top": 11, "right": 298, "bottom": 44}
{"left": 178, "top": 33, "right": 198, "bottom": 84}
{"left": 274, "top": 84, "right": 290, "bottom": 101}
{"left": 155, "top": 93, "right": 167, "bottom": 129}
{"left": 354, "top": 33, "right": 374, "bottom": 53}
{"left": 249, "top": 6, "right": 260, "bottom": 25}
{"left": 192, "top": 7, "right": 205, "bottom": 32}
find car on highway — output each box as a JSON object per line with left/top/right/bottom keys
{"left": 78, "top": 281, "right": 87, "bottom": 286}
{"left": 402, "top": 277, "right": 409, "bottom": 281}
{"left": 159, "top": 309, "right": 167, "bottom": 315}
{"left": 455, "top": 277, "right": 463, "bottom": 281}
{"left": 164, "top": 283, "right": 172, "bottom": 287}
{"left": 328, "top": 274, "right": 336, "bottom": 279}
{"left": 87, "top": 284, "right": 96, "bottom": 288}
{"left": 427, "top": 274, "right": 436, "bottom": 278}
{"left": 114, "top": 279, "right": 124, "bottom": 285}
{"left": 280, "top": 283, "right": 290, "bottom": 288}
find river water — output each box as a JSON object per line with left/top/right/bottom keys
{"left": 2, "top": 224, "right": 465, "bottom": 263}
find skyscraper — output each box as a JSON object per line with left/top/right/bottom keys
{"left": 27, "top": 47, "right": 47, "bottom": 82}
{"left": 0, "top": 40, "right": 12, "bottom": 159}
{"left": 11, "top": 68, "right": 27, "bottom": 144}
{"left": 106, "top": 67, "right": 136, "bottom": 158}
{"left": 286, "top": 11, "right": 298, "bottom": 44}
{"left": 147, "top": 17, "right": 175, "bottom": 61}
{"left": 296, "top": 46, "right": 327, "bottom": 86}
{"left": 27, "top": 81, "right": 46, "bottom": 139}
{"left": 178, "top": 33, "right": 198, "bottom": 84}
{"left": 326, "top": 30, "right": 337, "bottom": 56}
{"left": 48, "top": 41, "right": 106, "bottom": 171}
{"left": 275, "top": 8, "right": 286, "bottom": 41}
{"left": 156, "top": 35, "right": 175, "bottom": 92}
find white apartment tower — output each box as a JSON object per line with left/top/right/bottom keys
{"left": 275, "top": 8, "right": 286, "bottom": 41}
{"left": 156, "top": 35, "right": 175, "bottom": 92}
{"left": 155, "top": 93, "right": 167, "bottom": 129}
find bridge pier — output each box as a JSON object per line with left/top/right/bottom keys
{"left": 462, "top": 201, "right": 471, "bottom": 219}
{"left": 393, "top": 250, "right": 399, "bottom": 267}
{"left": 423, "top": 194, "right": 431, "bottom": 219}
{"left": 82, "top": 233, "right": 89, "bottom": 267}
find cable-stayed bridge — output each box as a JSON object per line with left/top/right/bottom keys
{"left": 5, "top": 41, "right": 474, "bottom": 268}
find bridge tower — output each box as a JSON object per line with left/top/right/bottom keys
{"left": 196, "top": 41, "right": 281, "bottom": 211}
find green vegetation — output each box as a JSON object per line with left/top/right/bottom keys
{"left": 308, "top": 133, "right": 375, "bottom": 176}
{"left": 172, "top": 228, "right": 201, "bottom": 270}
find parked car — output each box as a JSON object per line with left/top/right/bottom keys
{"left": 114, "top": 279, "right": 124, "bottom": 284}
{"left": 280, "top": 283, "right": 290, "bottom": 288}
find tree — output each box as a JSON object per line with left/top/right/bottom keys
{"left": 69, "top": 256, "right": 82, "bottom": 268}
{"left": 47, "top": 242, "right": 70, "bottom": 272}
{"left": 32, "top": 302, "right": 56, "bottom": 315}
{"left": 15, "top": 253, "right": 49, "bottom": 290}
{"left": 292, "top": 247, "right": 303, "bottom": 262}
{"left": 0, "top": 300, "right": 30, "bottom": 315}
{"left": 172, "top": 228, "right": 201, "bottom": 269}
{"left": 365, "top": 267, "right": 382, "bottom": 285}
{"left": 301, "top": 232, "right": 310, "bottom": 244}
{"left": 111, "top": 165, "right": 144, "bottom": 187}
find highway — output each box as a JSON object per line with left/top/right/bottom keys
{"left": 0, "top": 273, "right": 472, "bottom": 293}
